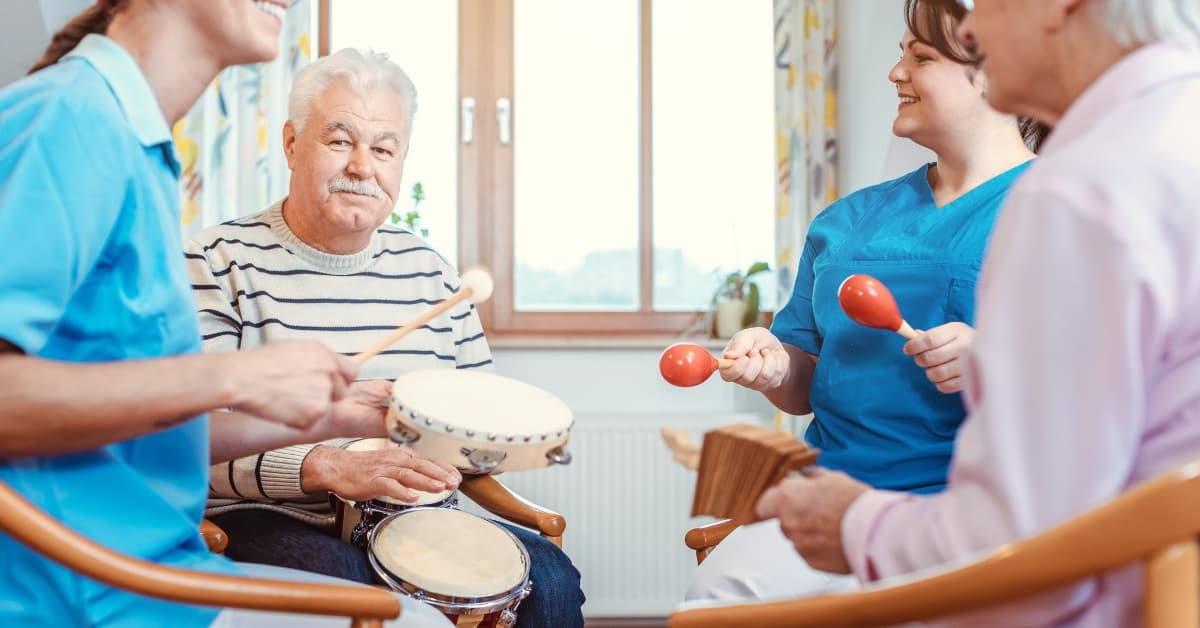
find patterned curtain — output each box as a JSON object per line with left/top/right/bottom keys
{"left": 773, "top": 0, "right": 837, "bottom": 304}
{"left": 175, "top": 1, "right": 312, "bottom": 235}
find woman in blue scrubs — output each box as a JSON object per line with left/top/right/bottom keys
{"left": 0, "top": 2, "right": 448, "bottom": 626}
{"left": 687, "top": 0, "right": 1045, "bottom": 602}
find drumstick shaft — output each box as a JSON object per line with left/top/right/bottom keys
{"left": 354, "top": 289, "right": 473, "bottom": 365}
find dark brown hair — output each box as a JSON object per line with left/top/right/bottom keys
{"left": 28, "top": 2, "right": 125, "bottom": 75}
{"left": 902, "top": 0, "right": 1050, "bottom": 151}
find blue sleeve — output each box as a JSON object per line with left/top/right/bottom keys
{"left": 0, "top": 89, "right": 126, "bottom": 354}
{"left": 771, "top": 237, "right": 821, "bottom": 355}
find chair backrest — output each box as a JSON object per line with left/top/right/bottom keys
{"left": 671, "top": 461, "right": 1200, "bottom": 627}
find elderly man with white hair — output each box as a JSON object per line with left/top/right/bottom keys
{"left": 749, "top": 0, "right": 1200, "bottom": 625}
{"left": 185, "top": 48, "right": 584, "bottom": 628}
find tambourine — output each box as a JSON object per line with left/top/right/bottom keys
{"left": 386, "top": 369, "right": 573, "bottom": 474}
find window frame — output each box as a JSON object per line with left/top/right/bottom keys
{"left": 319, "top": 0, "right": 735, "bottom": 338}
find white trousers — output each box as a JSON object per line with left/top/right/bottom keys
{"left": 210, "top": 563, "right": 453, "bottom": 627}
{"left": 685, "top": 519, "right": 859, "bottom": 603}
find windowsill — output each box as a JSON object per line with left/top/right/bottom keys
{"left": 486, "top": 335, "right": 729, "bottom": 350}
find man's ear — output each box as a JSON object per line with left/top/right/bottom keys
{"left": 282, "top": 120, "right": 298, "bottom": 171}
{"left": 1044, "top": 0, "right": 1086, "bottom": 33}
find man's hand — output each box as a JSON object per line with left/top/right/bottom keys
{"left": 903, "top": 322, "right": 975, "bottom": 394}
{"left": 719, "top": 327, "right": 791, "bottom": 392}
{"left": 755, "top": 468, "right": 870, "bottom": 574}
{"left": 319, "top": 379, "right": 392, "bottom": 440}
{"left": 301, "top": 443, "right": 462, "bottom": 503}
{"left": 219, "top": 341, "right": 358, "bottom": 429}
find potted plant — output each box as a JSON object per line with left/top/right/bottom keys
{"left": 390, "top": 181, "right": 429, "bottom": 237}
{"left": 712, "top": 261, "right": 770, "bottom": 338}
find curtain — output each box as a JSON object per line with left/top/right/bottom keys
{"left": 175, "top": 0, "right": 312, "bottom": 236}
{"left": 773, "top": 0, "right": 838, "bottom": 304}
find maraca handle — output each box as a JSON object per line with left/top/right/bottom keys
{"left": 897, "top": 320, "right": 920, "bottom": 340}
{"left": 716, "top": 358, "right": 734, "bottom": 368}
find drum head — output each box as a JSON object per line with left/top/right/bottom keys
{"left": 391, "top": 370, "right": 571, "bottom": 437}
{"left": 370, "top": 508, "right": 529, "bottom": 598}
{"left": 343, "top": 438, "right": 455, "bottom": 505}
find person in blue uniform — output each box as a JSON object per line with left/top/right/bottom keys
{"left": 686, "top": 0, "right": 1045, "bottom": 602}
{"left": 0, "top": 2, "right": 450, "bottom": 626}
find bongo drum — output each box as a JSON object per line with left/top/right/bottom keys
{"left": 386, "top": 369, "right": 573, "bottom": 473}
{"left": 331, "top": 438, "right": 459, "bottom": 550}
{"left": 368, "top": 508, "right": 532, "bottom": 627}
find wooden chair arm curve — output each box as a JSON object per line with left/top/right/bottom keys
{"left": 460, "top": 474, "right": 566, "bottom": 542}
{"left": 200, "top": 518, "right": 229, "bottom": 554}
{"left": 684, "top": 518, "right": 737, "bottom": 552}
{"left": 0, "top": 480, "right": 400, "bottom": 624}
{"left": 670, "top": 462, "right": 1200, "bottom": 627}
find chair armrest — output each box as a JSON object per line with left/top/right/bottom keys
{"left": 670, "top": 462, "right": 1200, "bottom": 627}
{"left": 684, "top": 518, "right": 737, "bottom": 564}
{"left": 0, "top": 480, "right": 400, "bottom": 627}
{"left": 460, "top": 474, "right": 566, "bottom": 547}
{"left": 200, "top": 518, "right": 229, "bottom": 554}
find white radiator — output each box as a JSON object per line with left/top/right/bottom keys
{"left": 460, "top": 412, "right": 773, "bottom": 617}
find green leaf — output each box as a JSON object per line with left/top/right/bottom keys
{"left": 745, "top": 261, "right": 770, "bottom": 278}
{"left": 743, "top": 282, "right": 761, "bottom": 327}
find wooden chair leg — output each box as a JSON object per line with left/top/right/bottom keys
{"left": 1144, "top": 539, "right": 1199, "bottom": 628}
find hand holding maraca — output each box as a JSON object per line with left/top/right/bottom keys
{"left": 902, "top": 322, "right": 975, "bottom": 393}
{"left": 716, "top": 328, "right": 791, "bottom": 392}
{"left": 839, "top": 274, "right": 975, "bottom": 393}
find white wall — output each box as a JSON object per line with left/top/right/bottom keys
{"left": 0, "top": 0, "right": 90, "bottom": 86}
{"left": 836, "top": 0, "right": 934, "bottom": 193}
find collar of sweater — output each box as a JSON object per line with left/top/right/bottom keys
{"left": 266, "top": 199, "right": 385, "bottom": 274}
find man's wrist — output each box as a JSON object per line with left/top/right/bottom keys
{"left": 300, "top": 444, "right": 334, "bottom": 493}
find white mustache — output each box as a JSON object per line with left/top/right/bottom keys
{"left": 328, "top": 175, "right": 383, "bottom": 199}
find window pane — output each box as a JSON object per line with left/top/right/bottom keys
{"left": 651, "top": 0, "right": 776, "bottom": 311}
{"left": 329, "top": 0, "right": 460, "bottom": 265}
{"left": 513, "top": 0, "right": 641, "bottom": 311}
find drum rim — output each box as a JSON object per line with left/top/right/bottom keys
{"left": 366, "top": 507, "right": 532, "bottom": 614}
{"left": 388, "top": 370, "right": 574, "bottom": 444}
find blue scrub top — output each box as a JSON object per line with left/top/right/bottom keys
{"left": 0, "top": 35, "right": 237, "bottom": 626}
{"left": 772, "top": 162, "right": 1030, "bottom": 493}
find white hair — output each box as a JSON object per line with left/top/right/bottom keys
{"left": 1088, "top": 0, "right": 1200, "bottom": 47}
{"left": 288, "top": 48, "right": 418, "bottom": 141}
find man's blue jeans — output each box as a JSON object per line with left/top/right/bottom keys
{"left": 210, "top": 509, "right": 585, "bottom": 628}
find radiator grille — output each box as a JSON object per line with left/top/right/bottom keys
{"left": 460, "top": 413, "right": 771, "bottom": 617}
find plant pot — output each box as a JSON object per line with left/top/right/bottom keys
{"left": 714, "top": 298, "right": 748, "bottom": 338}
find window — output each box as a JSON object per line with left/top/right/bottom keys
{"left": 324, "top": 0, "right": 776, "bottom": 337}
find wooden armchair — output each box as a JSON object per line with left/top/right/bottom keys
{"left": 200, "top": 474, "right": 566, "bottom": 553}
{"left": 672, "top": 461, "right": 1200, "bottom": 627}
{"left": 0, "top": 479, "right": 401, "bottom": 628}
{"left": 460, "top": 474, "right": 566, "bottom": 547}
{"left": 684, "top": 518, "right": 738, "bottom": 564}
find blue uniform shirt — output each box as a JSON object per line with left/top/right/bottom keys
{"left": 772, "top": 162, "right": 1030, "bottom": 493}
{"left": 0, "top": 35, "right": 237, "bottom": 626}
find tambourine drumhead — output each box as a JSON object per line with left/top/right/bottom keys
{"left": 371, "top": 508, "right": 528, "bottom": 598}
{"left": 388, "top": 369, "right": 573, "bottom": 472}
{"left": 391, "top": 370, "right": 569, "bottom": 436}
{"left": 341, "top": 438, "right": 455, "bottom": 506}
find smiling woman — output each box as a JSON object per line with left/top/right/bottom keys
{"left": 685, "top": 0, "right": 1040, "bottom": 605}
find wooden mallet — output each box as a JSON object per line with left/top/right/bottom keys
{"left": 353, "top": 267, "right": 495, "bottom": 365}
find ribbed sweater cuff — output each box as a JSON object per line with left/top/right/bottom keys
{"left": 259, "top": 444, "right": 319, "bottom": 500}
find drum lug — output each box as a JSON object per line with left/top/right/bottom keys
{"left": 461, "top": 447, "right": 507, "bottom": 473}
{"left": 389, "top": 423, "right": 422, "bottom": 446}
{"left": 545, "top": 446, "right": 572, "bottom": 465}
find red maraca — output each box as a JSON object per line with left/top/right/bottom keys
{"left": 837, "top": 274, "right": 919, "bottom": 340}
{"left": 659, "top": 343, "right": 734, "bottom": 387}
